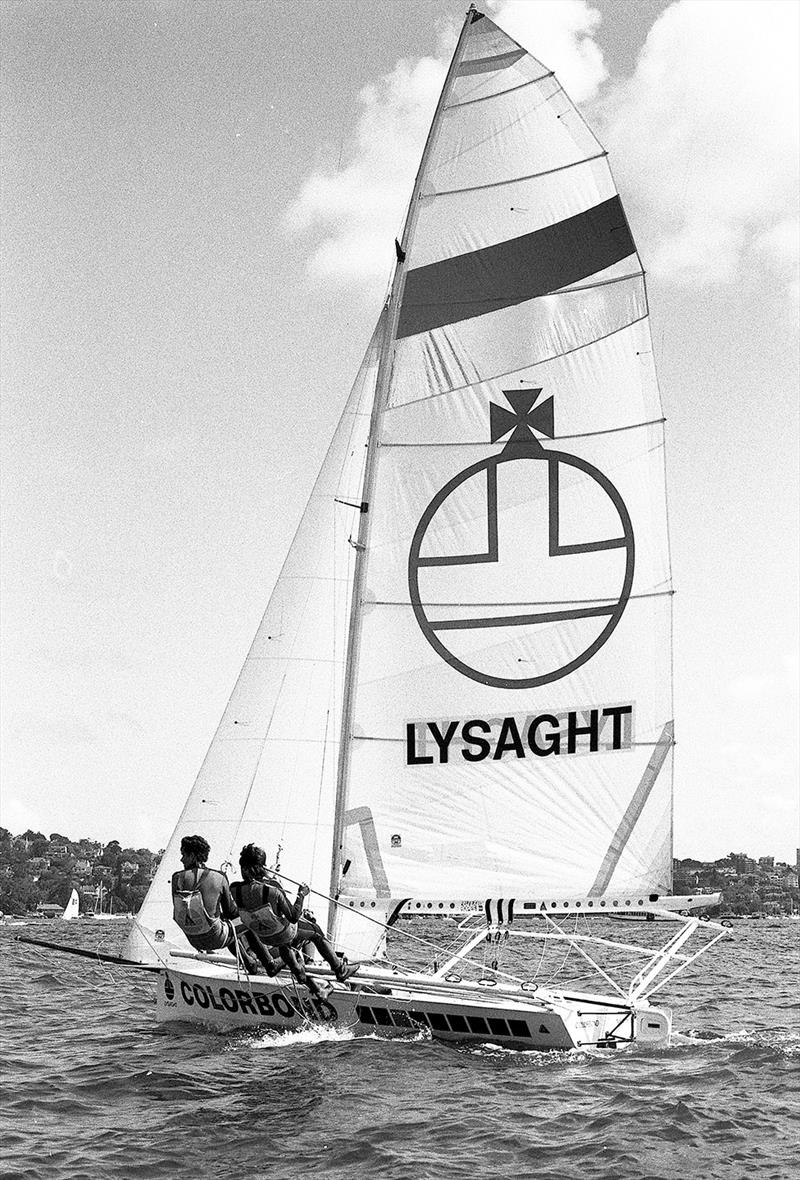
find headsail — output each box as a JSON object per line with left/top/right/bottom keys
{"left": 333, "top": 12, "right": 673, "bottom": 954}
{"left": 126, "top": 318, "right": 385, "bottom": 963}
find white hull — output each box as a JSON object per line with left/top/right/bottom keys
{"left": 157, "top": 960, "right": 671, "bottom": 1051}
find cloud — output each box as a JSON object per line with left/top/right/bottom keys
{"left": 486, "top": 0, "right": 607, "bottom": 103}
{"left": 285, "top": 1, "right": 609, "bottom": 295}
{"left": 601, "top": 0, "right": 799, "bottom": 293}
{"left": 286, "top": 0, "right": 799, "bottom": 300}
{"left": 752, "top": 218, "right": 800, "bottom": 309}
{"left": 285, "top": 55, "right": 446, "bottom": 291}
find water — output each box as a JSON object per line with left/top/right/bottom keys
{"left": 1, "top": 920, "right": 798, "bottom": 1179}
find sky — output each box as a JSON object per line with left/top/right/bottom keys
{"left": 1, "top": 0, "right": 798, "bottom": 863}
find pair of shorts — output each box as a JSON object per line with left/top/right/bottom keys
{"left": 294, "top": 917, "right": 323, "bottom": 944}
{"left": 189, "top": 917, "right": 234, "bottom": 952}
{"left": 266, "top": 921, "right": 298, "bottom": 948}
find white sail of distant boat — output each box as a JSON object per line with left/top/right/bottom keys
{"left": 125, "top": 6, "right": 727, "bottom": 1049}
{"left": 62, "top": 889, "right": 80, "bottom": 921}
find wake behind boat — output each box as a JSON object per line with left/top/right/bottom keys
{"left": 121, "top": 5, "right": 729, "bottom": 1049}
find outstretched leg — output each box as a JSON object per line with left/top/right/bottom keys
{"left": 277, "top": 944, "right": 326, "bottom": 1000}
{"left": 225, "top": 927, "right": 262, "bottom": 974}
{"left": 242, "top": 929, "right": 281, "bottom": 975}
{"left": 294, "top": 917, "right": 357, "bottom": 981}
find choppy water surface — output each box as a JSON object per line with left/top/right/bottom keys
{"left": 1, "top": 919, "right": 798, "bottom": 1180}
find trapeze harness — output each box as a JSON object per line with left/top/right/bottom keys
{"left": 172, "top": 867, "right": 230, "bottom": 949}
{"left": 234, "top": 881, "right": 297, "bottom": 948}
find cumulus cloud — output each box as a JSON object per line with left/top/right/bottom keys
{"left": 285, "top": 54, "right": 446, "bottom": 289}
{"left": 285, "top": 0, "right": 608, "bottom": 295}
{"left": 752, "top": 218, "right": 800, "bottom": 308}
{"left": 286, "top": 0, "right": 799, "bottom": 300}
{"left": 601, "top": 0, "right": 799, "bottom": 294}
{"left": 486, "top": 0, "right": 607, "bottom": 103}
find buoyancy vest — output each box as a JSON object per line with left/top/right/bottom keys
{"left": 172, "top": 868, "right": 218, "bottom": 936}
{"left": 235, "top": 881, "right": 297, "bottom": 945}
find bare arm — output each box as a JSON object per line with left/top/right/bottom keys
{"left": 269, "top": 884, "right": 305, "bottom": 924}
{"left": 218, "top": 875, "right": 239, "bottom": 920}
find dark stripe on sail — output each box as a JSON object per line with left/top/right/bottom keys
{"left": 397, "top": 195, "right": 635, "bottom": 339}
{"left": 457, "top": 48, "right": 526, "bottom": 75}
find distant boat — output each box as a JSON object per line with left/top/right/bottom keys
{"left": 61, "top": 888, "right": 80, "bottom": 921}
{"left": 122, "top": 4, "right": 730, "bottom": 1050}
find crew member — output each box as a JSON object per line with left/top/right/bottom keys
{"left": 231, "top": 844, "right": 357, "bottom": 997}
{"left": 171, "top": 834, "right": 275, "bottom": 975}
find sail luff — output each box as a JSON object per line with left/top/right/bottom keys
{"left": 327, "top": 7, "right": 480, "bottom": 941}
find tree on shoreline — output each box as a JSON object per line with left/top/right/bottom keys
{"left": 0, "top": 827, "right": 162, "bottom": 916}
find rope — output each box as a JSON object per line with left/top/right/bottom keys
{"left": 268, "top": 869, "right": 528, "bottom": 987}
{"left": 288, "top": 972, "right": 315, "bottom": 1031}
{"left": 541, "top": 915, "right": 578, "bottom": 986}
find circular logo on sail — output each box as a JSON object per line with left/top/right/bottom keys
{"left": 408, "top": 390, "right": 634, "bottom": 689}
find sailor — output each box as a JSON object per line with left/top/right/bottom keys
{"left": 231, "top": 844, "right": 358, "bottom": 996}
{"left": 171, "top": 834, "right": 275, "bottom": 975}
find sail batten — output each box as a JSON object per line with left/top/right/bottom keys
{"left": 376, "top": 419, "right": 667, "bottom": 446}
{"left": 424, "top": 150, "right": 609, "bottom": 198}
{"left": 448, "top": 71, "right": 552, "bottom": 108}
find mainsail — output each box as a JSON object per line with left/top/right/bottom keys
{"left": 128, "top": 10, "right": 673, "bottom": 968}
{"left": 333, "top": 12, "right": 673, "bottom": 955}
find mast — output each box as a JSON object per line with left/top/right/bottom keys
{"left": 326, "top": 7, "right": 479, "bottom": 935}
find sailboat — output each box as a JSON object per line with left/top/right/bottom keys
{"left": 61, "top": 888, "right": 80, "bottom": 921}
{"left": 124, "top": 6, "right": 729, "bottom": 1049}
